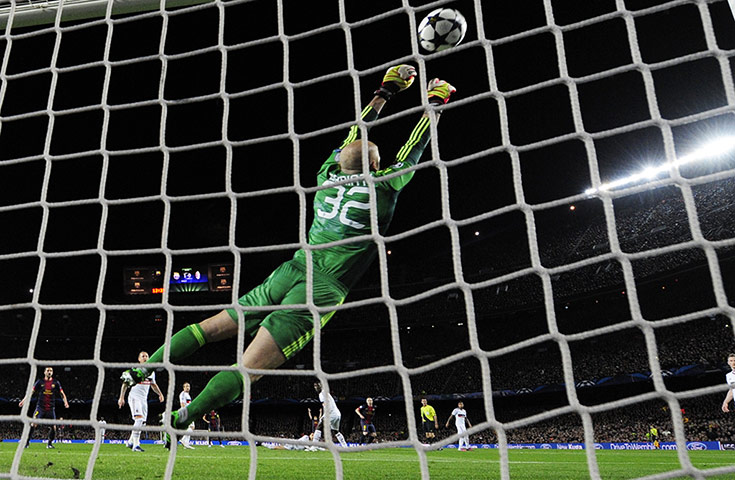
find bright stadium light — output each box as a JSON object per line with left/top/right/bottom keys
{"left": 678, "top": 135, "right": 735, "bottom": 164}
{"left": 585, "top": 136, "right": 735, "bottom": 196}
{"left": 641, "top": 166, "right": 659, "bottom": 179}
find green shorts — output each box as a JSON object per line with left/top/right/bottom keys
{"left": 226, "top": 259, "right": 349, "bottom": 359}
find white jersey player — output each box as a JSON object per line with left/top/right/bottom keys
{"left": 285, "top": 434, "right": 311, "bottom": 450}
{"left": 265, "top": 433, "right": 322, "bottom": 451}
{"left": 445, "top": 401, "right": 472, "bottom": 451}
{"left": 98, "top": 417, "right": 106, "bottom": 442}
{"left": 722, "top": 354, "right": 735, "bottom": 412}
{"left": 179, "top": 382, "right": 195, "bottom": 449}
{"left": 311, "top": 382, "right": 347, "bottom": 447}
{"left": 118, "top": 351, "right": 164, "bottom": 452}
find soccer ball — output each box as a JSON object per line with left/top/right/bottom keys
{"left": 417, "top": 8, "right": 467, "bottom": 53}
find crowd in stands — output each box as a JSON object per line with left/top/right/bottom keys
{"left": 4, "top": 392, "right": 735, "bottom": 445}
{"left": 2, "top": 307, "right": 729, "bottom": 403}
{"left": 1, "top": 178, "right": 734, "bottom": 446}
{"left": 373, "top": 177, "right": 735, "bottom": 312}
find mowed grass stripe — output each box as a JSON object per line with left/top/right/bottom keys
{"left": 2, "top": 443, "right": 735, "bottom": 480}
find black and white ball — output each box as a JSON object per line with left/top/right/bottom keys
{"left": 417, "top": 8, "right": 467, "bottom": 52}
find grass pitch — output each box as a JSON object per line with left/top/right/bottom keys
{"left": 2, "top": 443, "right": 735, "bottom": 479}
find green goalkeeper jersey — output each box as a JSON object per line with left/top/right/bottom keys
{"left": 293, "top": 105, "right": 433, "bottom": 289}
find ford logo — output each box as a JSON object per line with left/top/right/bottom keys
{"left": 687, "top": 442, "right": 707, "bottom": 450}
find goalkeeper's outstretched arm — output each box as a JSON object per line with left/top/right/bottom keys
{"left": 317, "top": 65, "right": 417, "bottom": 177}
{"left": 381, "top": 78, "right": 456, "bottom": 191}
{"left": 337, "top": 64, "right": 417, "bottom": 151}
{"left": 325, "top": 69, "right": 454, "bottom": 183}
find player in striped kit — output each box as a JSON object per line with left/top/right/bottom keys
{"left": 118, "top": 351, "right": 164, "bottom": 452}
{"left": 19, "top": 367, "right": 69, "bottom": 448}
{"left": 202, "top": 410, "right": 225, "bottom": 447}
{"left": 355, "top": 397, "right": 377, "bottom": 444}
{"left": 178, "top": 382, "right": 195, "bottom": 449}
{"left": 120, "top": 66, "right": 456, "bottom": 444}
{"left": 307, "top": 407, "right": 321, "bottom": 435}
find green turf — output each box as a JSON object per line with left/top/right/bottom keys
{"left": 2, "top": 443, "right": 735, "bottom": 479}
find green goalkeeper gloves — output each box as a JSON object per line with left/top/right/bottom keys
{"left": 374, "top": 64, "right": 417, "bottom": 100}
{"left": 373, "top": 67, "right": 455, "bottom": 106}
{"left": 427, "top": 78, "right": 456, "bottom": 105}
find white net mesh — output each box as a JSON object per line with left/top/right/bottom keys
{"left": 1, "top": 0, "right": 734, "bottom": 479}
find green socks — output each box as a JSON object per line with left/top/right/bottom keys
{"left": 147, "top": 324, "right": 208, "bottom": 365}
{"left": 178, "top": 370, "right": 244, "bottom": 426}
{"left": 143, "top": 324, "right": 244, "bottom": 427}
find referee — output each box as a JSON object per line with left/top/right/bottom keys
{"left": 420, "top": 398, "right": 439, "bottom": 443}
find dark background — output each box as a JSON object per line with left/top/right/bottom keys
{"left": 1, "top": 0, "right": 735, "bottom": 444}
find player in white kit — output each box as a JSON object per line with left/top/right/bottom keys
{"left": 721, "top": 354, "right": 735, "bottom": 412}
{"left": 118, "top": 351, "right": 165, "bottom": 452}
{"left": 179, "top": 382, "right": 195, "bottom": 449}
{"left": 311, "top": 383, "right": 348, "bottom": 448}
{"left": 98, "top": 417, "right": 106, "bottom": 443}
{"left": 445, "top": 401, "right": 472, "bottom": 451}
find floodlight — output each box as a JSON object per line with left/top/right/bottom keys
{"left": 585, "top": 136, "right": 735, "bottom": 196}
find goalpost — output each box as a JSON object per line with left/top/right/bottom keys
{"left": 1, "top": 0, "right": 734, "bottom": 479}
{"left": 0, "top": 0, "right": 212, "bottom": 30}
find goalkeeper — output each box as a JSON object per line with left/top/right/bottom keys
{"left": 121, "top": 65, "right": 455, "bottom": 444}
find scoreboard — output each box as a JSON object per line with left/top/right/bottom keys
{"left": 209, "top": 264, "right": 235, "bottom": 292}
{"left": 124, "top": 267, "right": 164, "bottom": 295}
{"left": 124, "top": 264, "right": 233, "bottom": 295}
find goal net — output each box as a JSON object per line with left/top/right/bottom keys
{"left": 1, "top": 0, "right": 734, "bottom": 479}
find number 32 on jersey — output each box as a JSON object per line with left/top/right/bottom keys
{"left": 317, "top": 184, "right": 371, "bottom": 229}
